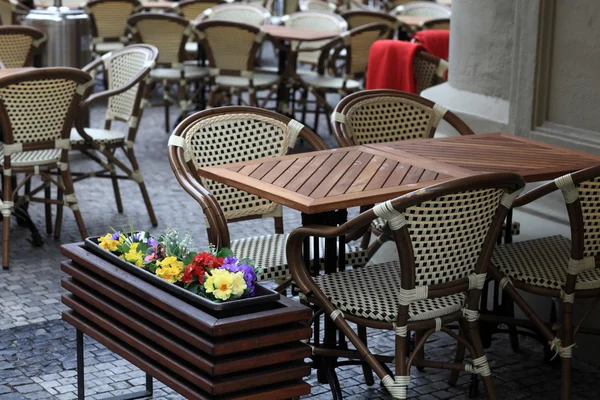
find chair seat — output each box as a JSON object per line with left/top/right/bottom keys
{"left": 149, "top": 65, "right": 209, "bottom": 81}
{"left": 300, "top": 73, "right": 361, "bottom": 90}
{"left": 313, "top": 262, "right": 466, "bottom": 322}
{"left": 0, "top": 144, "right": 61, "bottom": 167}
{"left": 372, "top": 217, "right": 521, "bottom": 236}
{"left": 492, "top": 235, "right": 600, "bottom": 291}
{"left": 185, "top": 41, "right": 199, "bottom": 54}
{"left": 93, "top": 42, "right": 125, "bottom": 54}
{"left": 231, "top": 233, "right": 369, "bottom": 281}
{"left": 70, "top": 128, "right": 125, "bottom": 145}
{"left": 215, "top": 72, "right": 279, "bottom": 88}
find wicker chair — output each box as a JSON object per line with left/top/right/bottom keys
{"left": 0, "top": 0, "right": 29, "bottom": 25}
{"left": 295, "top": 23, "right": 390, "bottom": 133}
{"left": 485, "top": 165, "right": 600, "bottom": 400}
{"left": 390, "top": 1, "right": 450, "bottom": 18}
{"left": 174, "top": 0, "right": 220, "bottom": 20}
{"left": 0, "top": 26, "right": 46, "bottom": 68}
{"left": 70, "top": 45, "right": 158, "bottom": 226}
{"left": 298, "top": 0, "right": 336, "bottom": 12}
{"left": 287, "top": 172, "right": 525, "bottom": 399}
{"left": 85, "top": 0, "right": 141, "bottom": 57}
{"left": 195, "top": 20, "right": 279, "bottom": 107}
{"left": 419, "top": 17, "right": 449, "bottom": 30}
{"left": 127, "top": 13, "right": 208, "bottom": 132}
{"left": 0, "top": 68, "right": 94, "bottom": 269}
{"left": 168, "top": 106, "right": 369, "bottom": 289}
{"left": 341, "top": 9, "right": 399, "bottom": 38}
{"left": 196, "top": 3, "right": 271, "bottom": 26}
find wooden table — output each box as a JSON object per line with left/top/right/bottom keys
{"left": 396, "top": 15, "right": 436, "bottom": 28}
{"left": 61, "top": 243, "right": 313, "bottom": 400}
{"left": 263, "top": 26, "right": 339, "bottom": 42}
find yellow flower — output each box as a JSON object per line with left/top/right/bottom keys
{"left": 123, "top": 247, "right": 144, "bottom": 268}
{"left": 204, "top": 269, "right": 246, "bottom": 301}
{"left": 99, "top": 234, "right": 119, "bottom": 252}
{"left": 155, "top": 256, "right": 184, "bottom": 283}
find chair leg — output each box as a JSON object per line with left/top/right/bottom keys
{"left": 109, "top": 161, "right": 123, "bottom": 214}
{"left": 463, "top": 318, "right": 496, "bottom": 400}
{"left": 164, "top": 83, "right": 170, "bottom": 133}
{"left": 274, "top": 216, "right": 283, "bottom": 234}
{"left": 54, "top": 176, "right": 64, "bottom": 239}
{"left": 358, "top": 325, "right": 375, "bottom": 386}
{"left": 61, "top": 167, "right": 88, "bottom": 239}
{"left": 44, "top": 179, "right": 52, "bottom": 235}
{"left": 560, "top": 302, "right": 574, "bottom": 400}
{"left": 2, "top": 173, "right": 12, "bottom": 269}
{"left": 449, "top": 324, "right": 466, "bottom": 386}
{"left": 126, "top": 148, "right": 157, "bottom": 227}
{"left": 414, "top": 329, "right": 426, "bottom": 371}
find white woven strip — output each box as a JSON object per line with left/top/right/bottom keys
{"left": 101, "top": 52, "right": 112, "bottom": 61}
{"left": 472, "top": 355, "right": 491, "bottom": 376}
{"left": 125, "top": 140, "right": 134, "bottom": 149}
{"left": 331, "top": 111, "right": 345, "bottom": 123}
{"left": 92, "top": 37, "right": 105, "bottom": 45}
{"left": 382, "top": 375, "right": 409, "bottom": 399}
{"left": 340, "top": 30, "right": 351, "bottom": 45}
{"left": 555, "top": 174, "right": 579, "bottom": 203}
{"left": 32, "top": 35, "right": 46, "bottom": 48}
{"left": 203, "top": 8, "right": 212, "bottom": 15}
{"left": 330, "top": 309, "right": 344, "bottom": 321}
{"left": 434, "top": 317, "right": 442, "bottom": 332}
{"left": 373, "top": 201, "right": 406, "bottom": 230}
{"left": 195, "top": 30, "right": 206, "bottom": 40}
{"left": 431, "top": 103, "right": 447, "bottom": 128}
{"left": 280, "top": 15, "right": 289, "bottom": 23}
{"left": 500, "top": 276, "right": 513, "bottom": 289}
{"left": 76, "top": 79, "right": 95, "bottom": 95}
{"left": 65, "top": 194, "right": 77, "bottom": 203}
{"left": 500, "top": 187, "right": 524, "bottom": 208}
{"left": 57, "top": 162, "right": 68, "bottom": 171}
{"left": 4, "top": 169, "right": 11, "bottom": 176}
{"left": 398, "top": 286, "right": 428, "bottom": 306}
{"left": 55, "top": 138, "right": 71, "bottom": 149}
{"left": 3, "top": 143, "right": 22, "bottom": 156}
{"left": 168, "top": 135, "right": 185, "bottom": 148}
{"left": 144, "top": 60, "right": 156, "bottom": 69}
{"left": 119, "top": 36, "right": 129, "bottom": 44}
{"left": 287, "top": 119, "right": 303, "bottom": 149}
{"left": 462, "top": 308, "right": 479, "bottom": 322}
{"left": 0, "top": 201, "right": 13, "bottom": 217}
{"left": 435, "top": 59, "right": 448, "bottom": 78}
{"left": 560, "top": 289, "right": 575, "bottom": 303}
{"left": 467, "top": 273, "right": 487, "bottom": 290}
{"left": 549, "top": 337, "right": 575, "bottom": 359}
{"left": 131, "top": 170, "right": 143, "bottom": 183}
{"left": 172, "top": 62, "right": 183, "bottom": 69}
{"left": 33, "top": 165, "right": 39, "bottom": 175}
{"left": 393, "top": 323, "right": 408, "bottom": 337}
{"left": 255, "top": 30, "right": 266, "bottom": 43}
{"left": 128, "top": 116, "right": 139, "bottom": 129}
{"left": 209, "top": 68, "right": 220, "bottom": 76}
{"left": 183, "top": 24, "right": 193, "bottom": 37}
{"left": 567, "top": 256, "right": 595, "bottom": 275}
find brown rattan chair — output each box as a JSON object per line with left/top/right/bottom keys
{"left": 390, "top": 1, "right": 450, "bottom": 18}
{"left": 194, "top": 20, "right": 279, "bottom": 107}
{"left": 341, "top": 9, "right": 399, "bottom": 38}
{"left": 419, "top": 17, "right": 449, "bottom": 30}
{"left": 287, "top": 172, "right": 526, "bottom": 399}
{"left": 196, "top": 2, "right": 272, "bottom": 26}
{"left": 127, "top": 12, "right": 208, "bottom": 132}
{"left": 411, "top": 50, "right": 448, "bottom": 93}
{"left": 174, "top": 0, "right": 220, "bottom": 20}
{"left": 0, "top": 68, "right": 94, "bottom": 269}
{"left": 295, "top": 23, "right": 390, "bottom": 133}
{"left": 168, "top": 106, "right": 369, "bottom": 288}
{"left": 298, "top": 0, "right": 337, "bottom": 12}
{"left": 0, "top": 0, "right": 29, "bottom": 25}
{"left": 485, "top": 165, "right": 600, "bottom": 400}
{"left": 70, "top": 44, "right": 159, "bottom": 226}
{"left": 0, "top": 26, "right": 46, "bottom": 68}
{"left": 84, "top": 0, "right": 141, "bottom": 57}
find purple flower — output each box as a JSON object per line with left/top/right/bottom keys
{"left": 111, "top": 231, "right": 121, "bottom": 240}
{"left": 220, "top": 260, "right": 257, "bottom": 297}
{"left": 133, "top": 232, "right": 145, "bottom": 242}
{"left": 147, "top": 237, "right": 158, "bottom": 247}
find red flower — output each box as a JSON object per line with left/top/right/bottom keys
{"left": 183, "top": 263, "right": 205, "bottom": 284}
{"left": 193, "top": 252, "right": 223, "bottom": 269}
{"left": 182, "top": 253, "right": 224, "bottom": 285}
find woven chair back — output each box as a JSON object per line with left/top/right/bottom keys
{"left": 0, "top": 68, "right": 93, "bottom": 148}
{"left": 171, "top": 107, "right": 308, "bottom": 223}
{"left": 420, "top": 17, "right": 449, "bottom": 30}
{"left": 86, "top": 0, "right": 140, "bottom": 42}
{"left": 414, "top": 51, "right": 446, "bottom": 93}
{"left": 299, "top": 0, "right": 335, "bottom": 12}
{"left": 175, "top": 0, "right": 220, "bottom": 20}
{"left": 341, "top": 10, "right": 398, "bottom": 33}
{"left": 127, "top": 13, "right": 189, "bottom": 67}
{"left": 0, "top": 0, "right": 17, "bottom": 25}
{"left": 0, "top": 26, "right": 46, "bottom": 68}
{"left": 195, "top": 20, "right": 262, "bottom": 75}
{"left": 332, "top": 90, "right": 473, "bottom": 147}
{"left": 343, "top": 23, "right": 389, "bottom": 77}
{"left": 199, "top": 3, "right": 271, "bottom": 26}
{"left": 101, "top": 44, "right": 158, "bottom": 124}
{"left": 392, "top": 1, "right": 450, "bottom": 18}
{"left": 283, "top": 11, "right": 347, "bottom": 65}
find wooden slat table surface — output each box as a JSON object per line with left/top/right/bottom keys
{"left": 262, "top": 25, "right": 339, "bottom": 42}
{"left": 367, "top": 133, "right": 600, "bottom": 182}
{"left": 197, "top": 145, "right": 476, "bottom": 214}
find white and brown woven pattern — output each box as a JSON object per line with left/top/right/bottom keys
{"left": 577, "top": 177, "right": 600, "bottom": 258}
{"left": 344, "top": 13, "right": 397, "bottom": 31}
{"left": 203, "top": 25, "right": 259, "bottom": 72}
{"left": 414, "top": 55, "right": 438, "bottom": 94}
{"left": 70, "top": 128, "right": 125, "bottom": 145}
{"left": 0, "top": 144, "right": 60, "bottom": 166}
{"left": 314, "top": 262, "right": 466, "bottom": 322}
{"left": 204, "top": 4, "right": 269, "bottom": 26}
{"left": 185, "top": 113, "right": 299, "bottom": 220}
{"left": 178, "top": 1, "right": 216, "bottom": 20}
{"left": 0, "top": 0, "right": 15, "bottom": 25}
{"left": 406, "top": 188, "right": 503, "bottom": 286}
{"left": 0, "top": 79, "right": 78, "bottom": 144}
{"left": 232, "top": 233, "right": 368, "bottom": 281}
{"left": 105, "top": 50, "right": 148, "bottom": 121}
{"left": 342, "top": 96, "right": 436, "bottom": 144}
{"left": 347, "top": 28, "right": 386, "bottom": 76}
{"left": 0, "top": 34, "right": 36, "bottom": 68}
{"left": 395, "top": 3, "right": 450, "bottom": 18}
{"left": 493, "top": 235, "right": 600, "bottom": 290}
{"left": 135, "top": 19, "right": 185, "bottom": 65}
{"left": 88, "top": 1, "right": 137, "bottom": 39}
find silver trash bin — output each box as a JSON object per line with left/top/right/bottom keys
{"left": 23, "top": 7, "right": 92, "bottom": 68}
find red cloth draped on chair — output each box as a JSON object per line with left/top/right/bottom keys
{"left": 366, "top": 40, "right": 423, "bottom": 93}
{"left": 412, "top": 30, "right": 450, "bottom": 61}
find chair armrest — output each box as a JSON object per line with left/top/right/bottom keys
{"left": 82, "top": 57, "right": 104, "bottom": 74}
{"left": 316, "top": 37, "right": 343, "bottom": 75}
{"left": 513, "top": 180, "right": 560, "bottom": 208}
{"left": 299, "top": 129, "right": 328, "bottom": 151}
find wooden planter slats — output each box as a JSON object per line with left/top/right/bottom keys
{"left": 61, "top": 243, "right": 312, "bottom": 400}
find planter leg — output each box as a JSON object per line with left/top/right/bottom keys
{"left": 77, "top": 329, "right": 85, "bottom": 400}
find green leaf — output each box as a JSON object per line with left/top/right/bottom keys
{"left": 216, "top": 248, "right": 234, "bottom": 258}
{"left": 186, "top": 281, "right": 200, "bottom": 294}
{"left": 183, "top": 251, "right": 197, "bottom": 266}
{"left": 238, "top": 258, "right": 255, "bottom": 268}
{"left": 148, "top": 263, "right": 157, "bottom": 274}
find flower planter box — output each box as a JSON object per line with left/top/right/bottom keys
{"left": 61, "top": 242, "right": 312, "bottom": 400}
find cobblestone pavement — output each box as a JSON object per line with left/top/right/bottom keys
{"left": 0, "top": 84, "right": 598, "bottom": 400}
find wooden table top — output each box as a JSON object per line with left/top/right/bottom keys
{"left": 0, "top": 68, "right": 34, "bottom": 78}
{"left": 368, "top": 133, "right": 600, "bottom": 182}
{"left": 262, "top": 25, "right": 339, "bottom": 42}
{"left": 197, "top": 145, "right": 476, "bottom": 214}
{"left": 396, "top": 15, "right": 436, "bottom": 27}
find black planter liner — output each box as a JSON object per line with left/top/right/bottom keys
{"left": 84, "top": 236, "right": 280, "bottom": 315}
